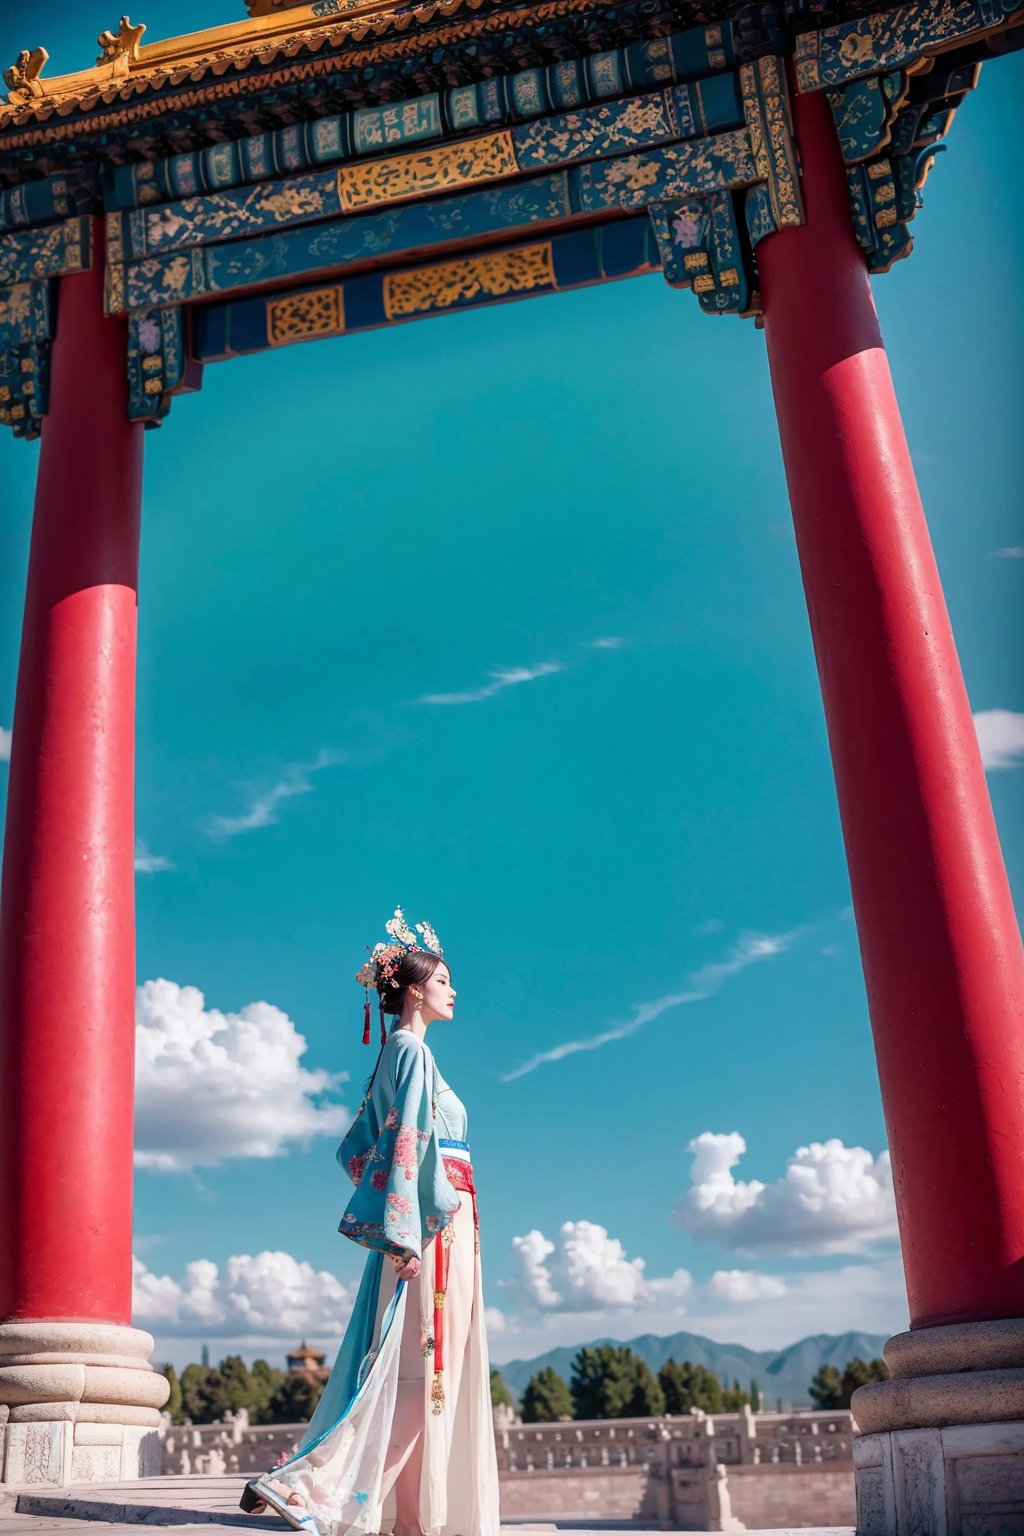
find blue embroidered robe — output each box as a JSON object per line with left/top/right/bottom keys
{"left": 264, "top": 1029, "right": 499, "bottom": 1536}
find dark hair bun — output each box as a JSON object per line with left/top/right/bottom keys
{"left": 377, "top": 947, "right": 446, "bottom": 1016}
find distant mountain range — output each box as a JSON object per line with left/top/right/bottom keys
{"left": 495, "top": 1329, "right": 888, "bottom": 1410}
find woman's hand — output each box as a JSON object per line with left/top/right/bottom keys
{"left": 393, "top": 1252, "right": 420, "bottom": 1280}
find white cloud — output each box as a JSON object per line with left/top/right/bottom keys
{"left": 584, "top": 637, "right": 625, "bottom": 650}
{"left": 502, "top": 928, "right": 800, "bottom": 1081}
{"left": 0, "top": 726, "right": 10, "bottom": 761}
{"left": 501, "top": 987, "right": 706, "bottom": 1081}
{"left": 134, "top": 979, "right": 349, "bottom": 1172}
{"left": 133, "top": 1251, "right": 358, "bottom": 1341}
{"left": 415, "top": 661, "right": 563, "bottom": 707}
{"left": 507, "top": 1220, "right": 692, "bottom": 1315}
{"left": 695, "top": 1255, "right": 907, "bottom": 1353}
{"left": 487, "top": 1237, "right": 906, "bottom": 1365}
{"left": 672, "top": 1133, "right": 897, "bottom": 1256}
{"left": 973, "top": 709, "right": 1024, "bottom": 771}
{"left": 135, "top": 841, "right": 174, "bottom": 874}
{"left": 207, "top": 749, "right": 342, "bottom": 839}
{"left": 709, "top": 1269, "right": 787, "bottom": 1302}
{"left": 990, "top": 547, "right": 1024, "bottom": 559}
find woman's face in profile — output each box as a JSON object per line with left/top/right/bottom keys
{"left": 422, "top": 961, "right": 456, "bottom": 1021}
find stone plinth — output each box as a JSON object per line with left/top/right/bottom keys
{"left": 0, "top": 1323, "right": 168, "bottom": 1487}
{"left": 852, "top": 1319, "right": 1024, "bottom": 1533}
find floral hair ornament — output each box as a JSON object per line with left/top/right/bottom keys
{"left": 354, "top": 907, "right": 445, "bottom": 1045}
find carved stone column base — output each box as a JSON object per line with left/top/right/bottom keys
{"left": 852, "top": 1319, "right": 1024, "bottom": 1534}
{"left": 0, "top": 1323, "right": 167, "bottom": 1485}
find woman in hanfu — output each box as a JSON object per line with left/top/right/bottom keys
{"left": 241, "top": 909, "right": 500, "bottom": 1536}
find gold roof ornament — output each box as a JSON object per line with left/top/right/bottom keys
{"left": 96, "top": 16, "right": 147, "bottom": 71}
{"left": 3, "top": 48, "right": 48, "bottom": 105}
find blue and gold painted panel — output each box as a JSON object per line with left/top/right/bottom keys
{"left": 126, "top": 306, "right": 193, "bottom": 423}
{"left": 0, "top": 217, "right": 91, "bottom": 287}
{"left": 107, "top": 129, "right": 762, "bottom": 315}
{"left": 795, "top": 0, "right": 1024, "bottom": 91}
{"left": 0, "top": 172, "right": 76, "bottom": 234}
{"left": 108, "top": 81, "right": 744, "bottom": 266}
{"left": 648, "top": 192, "right": 752, "bottom": 315}
{"left": 0, "top": 281, "right": 53, "bottom": 350}
{"left": 739, "top": 55, "right": 803, "bottom": 232}
{"left": 0, "top": 342, "right": 49, "bottom": 438}
{"left": 845, "top": 144, "right": 943, "bottom": 272}
{"left": 0, "top": 0, "right": 1015, "bottom": 437}
{"left": 189, "top": 216, "right": 659, "bottom": 372}
{"left": 827, "top": 72, "right": 906, "bottom": 163}
{"left": 104, "top": 23, "right": 737, "bottom": 214}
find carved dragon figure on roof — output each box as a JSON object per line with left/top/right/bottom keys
{"left": 4, "top": 48, "right": 48, "bottom": 105}
{"left": 97, "top": 16, "right": 147, "bottom": 72}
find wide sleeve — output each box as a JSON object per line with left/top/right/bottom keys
{"left": 337, "top": 1036, "right": 460, "bottom": 1262}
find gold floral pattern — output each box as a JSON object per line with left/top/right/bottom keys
{"left": 267, "top": 285, "right": 345, "bottom": 345}
{"left": 383, "top": 242, "right": 554, "bottom": 318}
{"left": 739, "top": 55, "right": 802, "bottom": 231}
{"left": 792, "top": 0, "right": 1018, "bottom": 91}
{"left": 337, "top": 129, "right": 517, "bottom": 212}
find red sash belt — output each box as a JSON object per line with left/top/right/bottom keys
{"left": 430, "top": 1157, "right": 478, "bottom": 1414}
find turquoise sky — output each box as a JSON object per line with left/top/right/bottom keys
{"left": 1, "top": 2, "right": 1021, "bottom": 1372}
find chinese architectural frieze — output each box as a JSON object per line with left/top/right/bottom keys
{"left": 0, "top": 0, "right": 1018, "bottom": 434}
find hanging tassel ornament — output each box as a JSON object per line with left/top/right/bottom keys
{"left": 362, "top": 988, "right": 371, "bottom": 1046}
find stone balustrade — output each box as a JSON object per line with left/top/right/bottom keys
{"left": 156, "top": 1405, "right": 856, "bottom": 1529}
{"left": 495, "top": 1407, "right": 854, "bottom": 1473}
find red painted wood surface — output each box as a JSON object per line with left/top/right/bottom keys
{"left": 0, "top": 221, "right": 143, "bottom": 1324}
{"left": 760, "top": 89, "right": 1024, "bottom": 1329}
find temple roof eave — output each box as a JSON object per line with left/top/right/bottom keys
{"left": 0, "top": 0, "right": 483, "bottom": 126}
{"left": 0, "top": 0, "right": 694, "bottom": 133}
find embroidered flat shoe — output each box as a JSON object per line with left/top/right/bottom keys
{"left": 240, "top": 1478, "right": 320, "bottom": 1534}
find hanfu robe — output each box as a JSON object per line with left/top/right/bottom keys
{"left": 260, "top": 1029, "right": 500, "bottom": 1536}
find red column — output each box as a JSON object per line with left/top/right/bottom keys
{"left": 758, "top": 89, "right": 1024, "bottom": 1330}
{"left": 0, "top": 221, "right": 143, "bottom": 1325}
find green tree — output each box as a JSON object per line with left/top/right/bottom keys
{"left": 722, "top": 1378, "right": 751, "bottom": 1412}
{"left": 658, "top": 1359, "right": 725, "bottom": 1415}
{"left": 570, "top": 1346, "right": 665, "bottom": 1420}
{"left": 749, "top": 1378, "right": 761, "bottom": 1411}
{"left": 267, "top": 1374, "right": 325, "bottom": 1423}
{"left": 490, "top": 1370, "right": 514, "bottom": 1410}
{"left": 219, "top": 1354, "right": 258, "bottom": 1414}
{"left": 808, "top": 1363, "right": 843, "bottom": 1410}
{"left": 180, "top": 1364, "right": 229, "bottom": 1423}
{"left": 159, "top": 1363, "right": 183, "bottom": 1423}
{"left": 249, "top": 1359, "right": 286, "bottom": 1424}
{"left": 838, "top": 1356, "right": 889, "bottom": 1408}
{"left": 521, "top": 1366, "right": 574, "bottom": 1423}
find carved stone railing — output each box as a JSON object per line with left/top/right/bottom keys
{"left": 494, "top": 1407, "right": 854, "bottom": 1474}
{"left": 157, "top": 1404, "right": 855, "bottom": 1476}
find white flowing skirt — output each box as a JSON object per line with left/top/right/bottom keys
{"left": 266, "top": 1193, "right": 500, "bottom": 1536}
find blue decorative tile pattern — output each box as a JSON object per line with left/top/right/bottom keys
{"left": 104, "top": 23, "right": 737, "bottom": 215}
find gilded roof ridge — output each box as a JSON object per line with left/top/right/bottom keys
{"left": 0, "top": 0, "right": 541, "bottom": 128}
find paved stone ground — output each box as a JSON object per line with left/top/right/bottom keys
{"left": 0, "top": 1476, "right": 856, "bottom": 1536}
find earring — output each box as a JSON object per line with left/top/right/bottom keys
{"left": 410, "top": 987, "right": 423, "bottom": 1002}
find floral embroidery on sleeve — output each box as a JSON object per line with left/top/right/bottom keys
{"left": 335, "top": 1036, "right": 458, "bottom": 1260}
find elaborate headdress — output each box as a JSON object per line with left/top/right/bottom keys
{"left": 355, "top": 907, "right": 445, "bottom": 1044}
